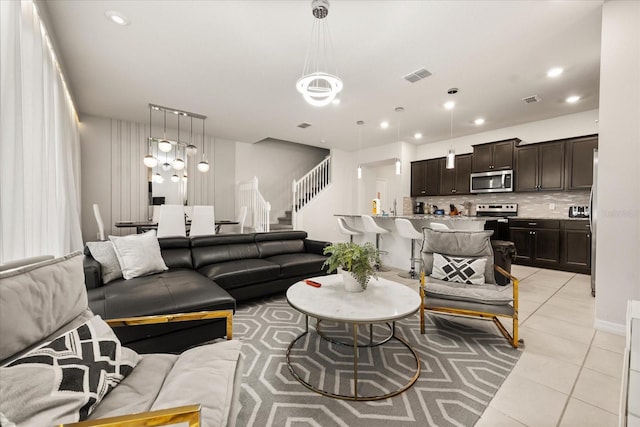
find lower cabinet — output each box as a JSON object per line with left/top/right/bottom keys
{"left": 561, "top": 220, "right": 591, "bottom": 273}
{"left": 509, "top": 219, "right": 591, "bottom": 274}
{"left": 509, "top": 219, "right": 560, "bottom": 268}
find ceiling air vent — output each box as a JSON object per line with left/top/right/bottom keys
{"left": 403, "top": 67, "right": 432, "bottom": 83}
{"left": 297, "top": 122, "right": 312, "bottom": 129}
{"left": 522, "top": 95, "right": 542, "bottom": 104}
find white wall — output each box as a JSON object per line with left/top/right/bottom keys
{"left": 295, "top": 148, "right": 356, "bottom": 242}
{"left": 594, "top": 0, "right": 640, "bottom": 333}
{"left": 235, "top": 139, "right": 329, "bottom": 219}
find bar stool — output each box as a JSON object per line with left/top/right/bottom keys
{"left": 429, "top": 222, "right": 450, "bottom": 231}
{"left": 360, "top": 215, "right": 391, "bottom": 271}
{"left": 336, "top": 217, "right": 362, "bottom": 243}
{"left": 395, "top": 218, "right": 424, "bottom": 280}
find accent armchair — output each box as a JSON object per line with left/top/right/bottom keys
{"left": 0, "top": 252, "right": 242, "bottom": 426}
{"left": 419, "top": 228, "right": 520, "bottom": 348}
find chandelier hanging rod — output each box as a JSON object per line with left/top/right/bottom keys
{"left": 149, "top": 103, "right": 207, "bottom": 120}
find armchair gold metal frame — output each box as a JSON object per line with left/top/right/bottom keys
{"left": 60, "top": 309, "right": 234, "bottom": 426}
{"left": 419, "top": 266, "right": 520, "bottom": 348}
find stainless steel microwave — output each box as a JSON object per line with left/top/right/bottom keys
{"left": 470, "top": 170, "right": 514, "bottom": 193}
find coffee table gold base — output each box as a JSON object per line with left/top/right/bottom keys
{"left": 286, "top": 316, "right": 421, "bottom": 401}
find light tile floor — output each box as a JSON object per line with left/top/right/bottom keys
{"left": 379, "top": 264, "right": 624, "bottom": 427}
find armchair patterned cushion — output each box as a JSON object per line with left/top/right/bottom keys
{"left": 420, "top": 228, "right": 520, "bottom": 348}
{"left": 0, "top": 252, "right": 243, "bottom": 426}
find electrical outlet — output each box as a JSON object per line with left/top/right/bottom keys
{"left": 549, "top": 203, "right": 556, "bottom": 210}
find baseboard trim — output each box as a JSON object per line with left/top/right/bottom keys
{"left": 594, "top": 318, "right": 626, "bottom": 336}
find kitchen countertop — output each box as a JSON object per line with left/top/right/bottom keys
{"left": 334, "top": 214, "right": 501, "bottom": 221}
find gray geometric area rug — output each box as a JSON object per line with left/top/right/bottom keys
{"left": 234, "top": 295, "right": 522, "bottom": 427}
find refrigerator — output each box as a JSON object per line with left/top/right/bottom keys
{"left": 590, "top": 149, "right": 598, "bottom": 297}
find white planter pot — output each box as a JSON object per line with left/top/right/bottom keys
{"left": 339, "top": 268, "right": 364, "bottom": 293}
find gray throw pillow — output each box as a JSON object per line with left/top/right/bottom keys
{"left": 86, "top": 241, "right": 123, "bottom": 284}
{"left": 109, "top": 230, "right": 168, "bottom": 280}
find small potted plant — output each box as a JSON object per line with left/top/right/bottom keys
{"left": 323, "top": 242, "right": 380, "bottom": 292}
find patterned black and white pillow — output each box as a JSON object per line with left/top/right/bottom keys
{"left": 0, "top": 316, "right": 140, "bottom": 425}
{"left": 431, "top": 253, "right": 487, "bottom": 285}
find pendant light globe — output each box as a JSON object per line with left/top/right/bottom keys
{"left": 197, "top": 160, "right": 210, "bottom": 173}
{"left": 143, "top": 154, "right": 158, "bottom": 168}
{"left": 171, "top": 174, "right": 180, "bottom": 183}
{"left": 185, "top": 144, "right": 198, "bottom": 156}
{"left": 158, "top": 139, "right": 172, "bottom": 152}
{"left": 162, "top": 162, "right": 172, "bottom": 171}
{"left": 172, "top": 158, "right": 185, "bottom": 170}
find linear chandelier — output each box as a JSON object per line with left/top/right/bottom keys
{"left": 144, "top": 104, "right": 209, "bottom": 179}
{"left": 296, "top": 0, "right": 343, "bottom": 107}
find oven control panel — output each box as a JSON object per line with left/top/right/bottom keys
{"left": 476, "top": 203, "right": 518, "bottom": 217}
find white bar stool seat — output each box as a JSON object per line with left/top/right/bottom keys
{"left": 395, "top": 218, "right": 424, "bottom": 280}
{"left": 336, "top": 217, "right": 362, "bottom": 243}
{"left": 429, "top": 222, "right": 451, "bottom": 231}
{"left": 360, "top": 215, "right": 391, "bottom": 271}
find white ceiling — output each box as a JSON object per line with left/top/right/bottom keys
{"left": 39, "top": 0, "right": 603, "bottom": 151}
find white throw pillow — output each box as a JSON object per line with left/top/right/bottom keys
{"left": 86, "top": 241, "right": 122, "bottom": 283}
{"left": 431, "top": 253, "right": 487, "bottom": 285}
{"left": 109, "top": 230, "right": 168, "bottom": 280}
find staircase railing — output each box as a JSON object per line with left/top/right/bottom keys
{"left": 238, "top": 176, "right": 271, "bottom": 232}
{"left": 292, "top": 155, "right": 331, "bottom": 229}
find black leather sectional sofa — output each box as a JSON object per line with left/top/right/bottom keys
{"left": 83, "top": 231, "right": 332, "bottom": 353}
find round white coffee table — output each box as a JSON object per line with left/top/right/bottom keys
{"left": 286, "top": 274, "right": 421, "bottom": 401}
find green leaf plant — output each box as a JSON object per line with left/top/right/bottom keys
{"left": 322, "top": 242, "right": 381, "bottom": 290}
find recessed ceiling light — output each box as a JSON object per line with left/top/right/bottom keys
{"left": 332, "top": 98, "right": 341, "bottom": 105}
{"left": 105, "top": 10, "right": 129, "bottom": 26}
{"left": 547, "top": 67, "right": 563, "bottom": 78}
{"left": 474, "top": 118, "right": 485, "bottom": 125}
{"left": 414, "top": 132, "right": 422, "bottom": 139}
{"left": 566, "top": 95, "right": 581, "bottom": 103}
{"left": 380, "top": 121, "right": 389, "bottom": 129}
{"left": 444, "top": 101, "right": 455, "bottom": 110}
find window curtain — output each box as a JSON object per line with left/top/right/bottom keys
{"left": 0, "top": 1, "right": 83, "bottom": 263}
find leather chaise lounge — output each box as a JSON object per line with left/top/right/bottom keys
{"left": 83, "top": 231, "right": 332, "bottom": 353}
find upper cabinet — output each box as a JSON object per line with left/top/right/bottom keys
{"left": 515, "top": 141, "right": 565, "bottom": 192}
{"left": 565, "top": 134, "right": 598, "bottom": 190}
{"left": 410, "top": 158, "right": 440, "bottom": 197}
{"left": 439, "top": 154, "right": 472, "bottom": 195}
{"left": 471, "top": 138, "right": 519, "bottom": 172}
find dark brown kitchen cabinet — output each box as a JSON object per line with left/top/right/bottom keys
{"left": 509, "top": 219, "right": 561, "bottom": 268}
{"left": 515, "top": 141, "right": 565, "bottom": 192}
{"left": 471, "top": 138, "right": 518, "bottom": 172}
{"left": 560, "top": 220, "right": 591, "bottom": 273}
{"left": 439, "top": 154, "right": 472, "bottom": 195}
{"left": 565, "top": 135, "right": 598, "bottom": 190}
{"left": 411, "top": 158, "right": 440, "bottom": 197}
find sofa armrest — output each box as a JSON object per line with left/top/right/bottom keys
{"left": 60, "top": 404, "right": 201, "bottom": 427}
{"left": 83, "top": 255, "right": 103, "bottom": 289}
{"left": 304, "top": 238, "right": 331, "bottom": 256}
{"left": 105, "top": 310, "right": 234, "bottom": 340}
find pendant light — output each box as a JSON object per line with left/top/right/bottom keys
{"left": 446, "top": 107, "right": 455, "bottom": 169}
{"left": 186, "top": 117, "right": 198, "bottom": 156}
{"left": 296, "top": 0, "right": 343, "bottom": 107}
{"left": 158, "top": 110, "right": 172, "bottom": 152}
{"left": 143, "top": 107, "right": 158, "bottom": 168}
{"left": 395, "top": 107, "right": 403, "bottom": 175}
{"left": 356, "top": 120, "right": 363, "bottom": 179}
{"left": 171, "top": 173, "right": 180, "bottom": 183}
{"left": 197, "top": 117, "right": 210, "bottom": 173}
{"left": 172, "top": 114, "right": 185, "bottom": 170}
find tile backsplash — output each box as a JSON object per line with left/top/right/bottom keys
{"left": 411, "top": 191, "right": 590, "bottom": 219}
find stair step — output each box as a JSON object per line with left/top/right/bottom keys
{"left": 277, "top": 217, "right": 292, "bottom": 224}
{"left": 270, "top": 223, "right": 293, "bottom": 231}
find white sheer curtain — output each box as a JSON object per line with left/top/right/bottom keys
{"left": 0, "top": 1, "right": 83, "bottom": 263}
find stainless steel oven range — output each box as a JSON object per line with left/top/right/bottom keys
{"left": 476, "top": 203, "right": 518, "bottom": 241}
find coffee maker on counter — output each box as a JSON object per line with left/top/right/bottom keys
{"left": 414, "top": 201, "right": 425, "bottom": 214}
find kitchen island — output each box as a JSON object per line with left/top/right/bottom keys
{"left": 334, "top": 214, "right": 499, "bottom": 272}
